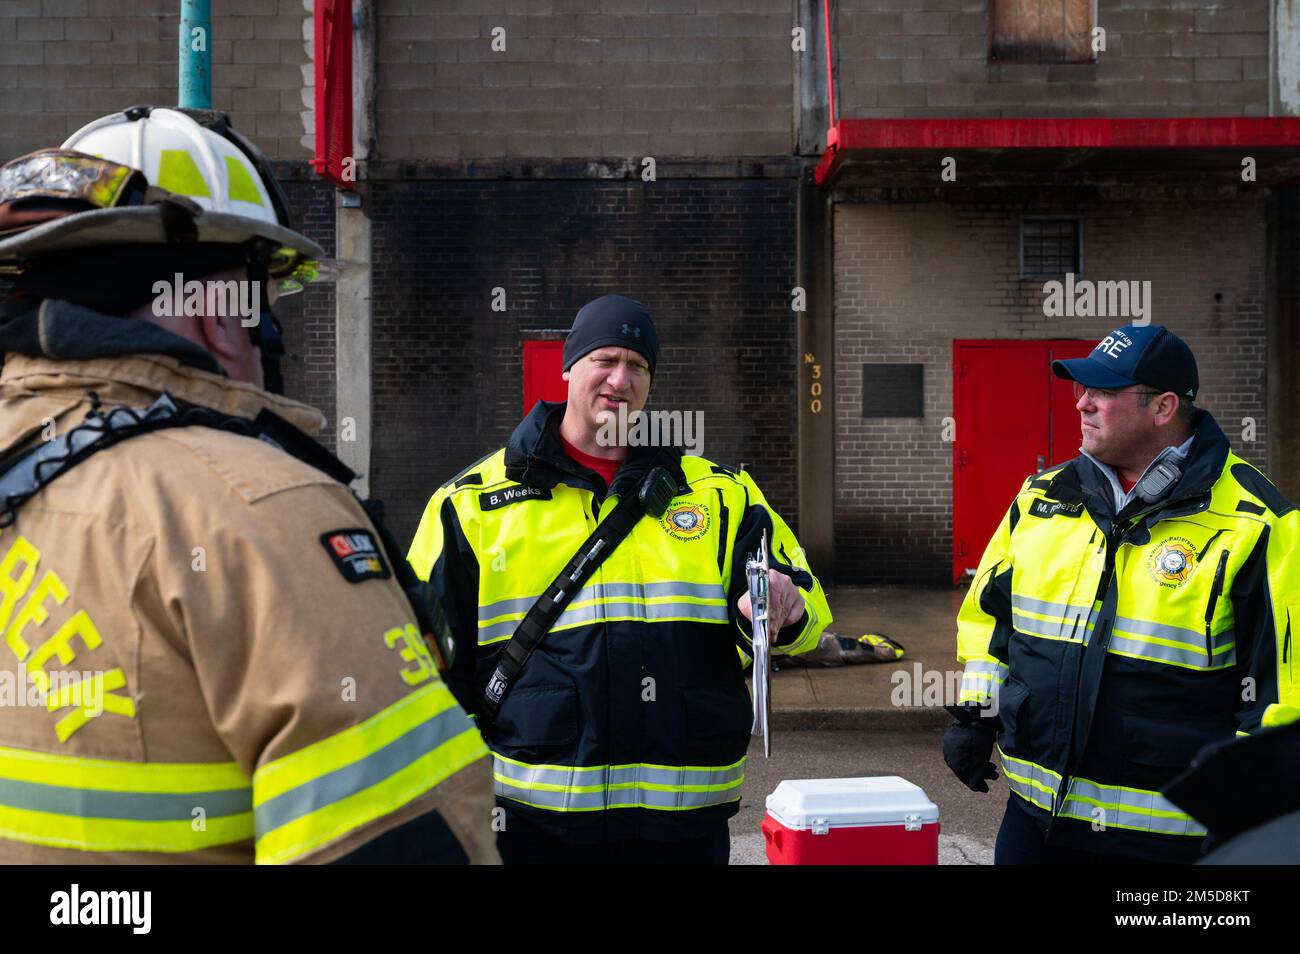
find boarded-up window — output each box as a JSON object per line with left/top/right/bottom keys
{"left": 989, "top": 0, "right": 1097, "bottom": 64}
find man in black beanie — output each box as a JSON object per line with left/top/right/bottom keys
{"left": 557, "top": 294, "right": 658, "bottom": 471}
{"left": 409, "top": 293, "right": 832, "bottom": 865}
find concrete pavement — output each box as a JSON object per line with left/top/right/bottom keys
{"left": 770, "top": 585, "right": 967, "bottom": 728}
{"left": 728, "top": 729, "right": 1004, "bottom": 865}
{"left": 729, "top": 584, "right": 1006, "bottom": 865}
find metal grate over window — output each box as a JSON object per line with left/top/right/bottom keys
{"left": 1020, "top": 217, "right": 1081, "bottom": 279}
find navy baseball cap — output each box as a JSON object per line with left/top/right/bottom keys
{"left": 1051, "top": 325, "right": 1199, "bottom": 400}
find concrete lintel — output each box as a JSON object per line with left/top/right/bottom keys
{"left": 335, "top": 190, "right": 372, "bottom": 497}
{"left": 357, "top": 156, "right": 806, "bottom": 182}
{"left": 796, "top": 165, "right": 835, "bottom": 581}
{"left": 1267, "top": 185, "right": 1300, "bottom": 502}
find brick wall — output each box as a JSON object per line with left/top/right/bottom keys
{"left": 0, "top": 0, "right": 1279, "bottom": 166}
{"left": 837, "top": 0, "right": 1270, "bottom": 117}
{"left": 367, "top": 175, "right": 800, "bottom": 544}
{"left": 376, "top": 0, "right": 796, "bottom": 160}
{"left": 275, "top": 173, "right": 337, "bottom": 451}
{"left": 832, "top": 194, "right": 1269, "bottom": 583}
{"left": 0, "top": 0, "right": 310, "bottom": 162}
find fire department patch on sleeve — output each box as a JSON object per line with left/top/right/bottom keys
{"left": 320, "top": 528, "right": 391, "bottom": 583}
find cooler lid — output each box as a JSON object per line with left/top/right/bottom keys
{"left": 765, "top": 776, "right": 940, "bottom": 830}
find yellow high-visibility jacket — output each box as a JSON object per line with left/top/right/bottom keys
{"left": 409, "top": 400, "right": 832, "bottom": 842}
{"left": 957, "top": 410, "right": 1299, "bottom": 862}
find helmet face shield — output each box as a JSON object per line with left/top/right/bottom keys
{"left": 0, "top": 150, "right": 150, "bottom": 238}
{"left": 0, "top": 150, "right": 148, "bottom": 212}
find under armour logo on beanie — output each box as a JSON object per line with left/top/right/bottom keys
{"left": 562, "top": 294, "right": 659, "bottom": 374}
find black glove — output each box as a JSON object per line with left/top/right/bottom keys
{"left": 942, "top": 720, "right": 999, "bottom": 793}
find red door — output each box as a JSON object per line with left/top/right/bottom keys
{"left": 522, "top": 340, "right": 567, "bottom": 415}
{"left": 952, "top": 340, "right": 1094, "bottom": 582}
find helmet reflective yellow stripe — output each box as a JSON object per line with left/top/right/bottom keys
{"left": 155, "top": 149, "right": 211, "bottom": 199}
{"left": 153, "top": 150, "right": 266, "bottom": 208}
{"left": 224, "top": 155, "right": 264, "bottom": 206}
{"left": 62, "top": 108, "right": 275, "bottom": 224}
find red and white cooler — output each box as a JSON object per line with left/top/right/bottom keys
{"left": 762, "top": 776, "right": 940, "bottom": 865}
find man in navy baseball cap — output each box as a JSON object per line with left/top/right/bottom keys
{"left": 1048, "top": 325, "right": 1199, "bottom": 488}
{"left": 1051, "top": 324, "right": 1198, "bottom": 400}
{"left": 947, "top": 322, "right": 1300, "bottom": 867}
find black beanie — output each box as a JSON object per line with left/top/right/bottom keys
{"left": 562, "top": 294, "right": 659, "bottom": 375}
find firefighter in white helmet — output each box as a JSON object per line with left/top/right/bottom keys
{"left": 0, "top": 106, "right": 498, "bottom": 864}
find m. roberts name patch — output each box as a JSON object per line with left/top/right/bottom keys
{"left": 1029, "top": 499, "right": 1083, "bottom": 519}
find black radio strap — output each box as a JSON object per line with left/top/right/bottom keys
{"left": 0, "top": 392, "right": 465, "bottom": 697}
{"left": 0, "top": 394, "right": 188, "bottom": 527}
{"left": 480, "top": 465, "right": 678, "bottom": 726}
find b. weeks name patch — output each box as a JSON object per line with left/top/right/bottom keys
{"left": 1028, "top": 499, "right": 1083, "bottom": 519}
{"left": 479, "top": 485, "right": 552, "bottom": 510}
{"left": 321, "top": 528, "right": 391, "bottom": 583}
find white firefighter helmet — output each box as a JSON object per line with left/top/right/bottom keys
{"left": 0, "top": 105, "right": 322, "bottom": 272}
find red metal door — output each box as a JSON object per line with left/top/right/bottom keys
{"left": 952, "top": 340, "right": 1093, "bottom": 583}
{"left": 522, "top": 340, "right": 567, "bottom": 415}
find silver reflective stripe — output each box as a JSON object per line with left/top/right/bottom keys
{"left": 492, "top": 755, "right": 745, "bottom": 812}
{"left": 478, "top": 595, "right": 730, "bottom": 644}
{"left": 1012, "top": 592, "right": 1097, "bottom": 643}
{"left": 493, "top": 760, "right": 600, "bottom": 789}
{"left": 494, "top": 759, "right": 745, "bottom": 789}
{"left": 960, "top": 659, "right": 1008, "bottom": 700}
{"left": 997, "top": 747, "right": 1060, "bottom": 813}
{"left": 1111, "top": 617, "right": 1236, "bottom": 668}
{"left": 609, "top": 763, "right": 746, "bottom": 788}
{"left": 607, "top": 787, "right": 742, "bottom": 809}
{"left": 1012, "top": 611, "right": 1094, "bottom": 642}
{"left": 1113, "top": 615, "right": 1212, "bottom": 647}
{"left": 1011, "top": 594, "right": 1093, "bottom": 621}
{"left": 494, "top": 782, "right": 605, "bottom": 811}
{"left": 963, "top": 659, "right": 1008, "bottom": 678}
{"left": 1012, "top": 595, "right": 1097, "bottom": 643}
{"left": 479, "top": 582, "right": 727, "bottom": 623}
{"left": 0, "top": 776, "right": 250, "bottom": 821}
{"left": 1109, "top": 631, "right": 1236, "bottom": 669}
{"left": 1058, "top": 777, "right": 1207, "bottom": 836}
{"left": 254, "top": 706, "right": 476, "bottom": 838}
{"left": 997, "top": 747, "right": 1208, "bottom": 837}
{"left": 494, "top": 782, "right": 742, "bottom": 811}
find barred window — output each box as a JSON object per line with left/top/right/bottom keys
{"left": 1020, "top": 217, "right": 1082, "bottom": 279}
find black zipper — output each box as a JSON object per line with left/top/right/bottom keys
{"left": 1203, "top": 549, "right": 1230, "bottom": 665}
{"left": 714, "top": 489, "right": 729, "bottom": 576}
{"left": 1282, "top": 611, "right": 1291, "bottom": 667}
{"left": 1053, "top": 522, "right": 1120, "bottom": 833}
{"left": 1197, "top": 529, "right": 1225, "bottom": 562}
